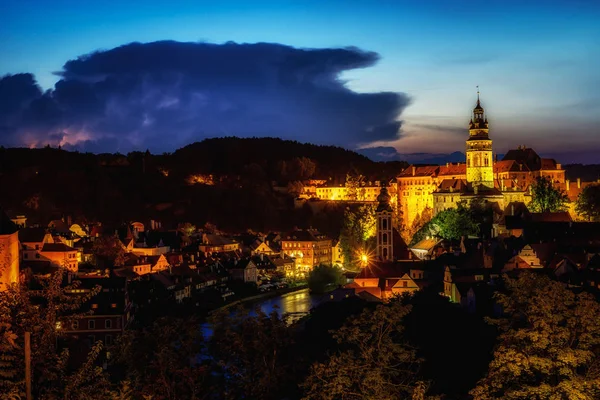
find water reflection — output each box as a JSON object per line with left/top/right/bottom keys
{"left": 256, "top": 288, "right": 320, "bottom": 316}
{"left": 202, "top": 288, "right": 322, "bottom": 337}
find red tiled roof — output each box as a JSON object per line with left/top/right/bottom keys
{"left": 540, "top": 158, "right": 560, "bottom": 170}
{"left": 437, "top": 178, "right": 468, "bottom": 192}
{"left": 438, "top": 163, "right": 466, "bottom": 176}
{"left": 398, "top": 165, "right": 439, "bottom": 177}
{"left": 41, "top": 243, "right": 76, "bottom": 252}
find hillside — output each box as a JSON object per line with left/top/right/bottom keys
{"left": 0, "top": 138, "right": 408, "bottom": 232}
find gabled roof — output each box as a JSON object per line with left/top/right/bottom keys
{"left": 438, "top": 163, "right": 466, "bottom": 176}
{"left": 437, "top": 179, "right": 468, "bottom": 192}
{"left": 410, "top": 238, "right": 441, "bottom": 252}
{"left": 281, "top": 229, "right": 329, "bottom": 242}
{"left": 202, "top": 234, "right": 237, "bottom": 246}
{"left": 41, "top": 243, "right": 76, "bottom": 252}
{"left": 398, "top": 165, "right": 439, "bottom": 178}
{"left": 18, "top": 227, "right": 48, "bottom": 242}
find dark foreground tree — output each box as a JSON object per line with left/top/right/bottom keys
{"left": 112, "top": 316, "right": 210, "bottom": 400}
{"left": 307, "top": 264, "right": 346, "bottom": 294}
{"left": 471, "top": 273, "right": 600, "bottom": 399}
{"left": 528, "top": 176, "right": 569, "bottom": 213}
{"left": 302, "top": 301, "right": 427, "bottom": 400}
{"left": 0, "top": 269, "right": 113, "bottom": 399}
{"left": 576, "top": 183, "right": 600, "bottom": 221}
{"left": 209, "top": 306, "right": 295, "bottom": 399}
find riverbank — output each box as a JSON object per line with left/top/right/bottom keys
{"left": 209, "top": 284, "right": 309, "bottom": 315}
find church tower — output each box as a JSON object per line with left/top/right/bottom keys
{"left": 466, "top": 91, "right": 494, "bottom": 189}
{"left": 376, "top": 185, "right": 393, "bottom": 261}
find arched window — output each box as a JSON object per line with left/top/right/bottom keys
{"left": 382, "top": 233, "right": 388, "bottom": 244}
{"left": 382, "top": 218, "right": 388, "bottom": 230}
{"left": 383, "top": 248, "right": 388, "bottom": 259}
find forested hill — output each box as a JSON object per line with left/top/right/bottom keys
{"left": 166, "top": 137, "right": 406, "bottom": 182}
{"left": 0, "top": 138, "right": 408, "bottom": 231}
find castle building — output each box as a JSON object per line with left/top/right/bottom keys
{"left": 0, "top": 209, "right": 20, "bottom": 291}
{"left": 397, "top": 94, "right": 566, "bottom": 229}
{"left": 376, "top": 186, "right": 394, "bottom": 261}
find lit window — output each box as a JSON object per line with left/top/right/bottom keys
{"left": 91, "top": 304, "right": 98, "bottom": 309}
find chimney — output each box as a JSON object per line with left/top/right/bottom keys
{"left": 446, "top": 162, "right": 449, "bottom": 167}
{"left": 412, "top": 166, "right": 416, "bottom": 176}
{"left": 566, "top": 179, "right": 570, "bottom": 191}
{"left": 577, "top": 178, "right": 581, "bottom": 189}
{"left": 557, "top": 163, "right": 561, "bottom": 170}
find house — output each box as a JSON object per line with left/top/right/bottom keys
{"left": 199, "top": 234, "right": 240, "bottom": 254}
{"left": 19, "top": 227, "right": 53, "bottom": 261}
{"left": 503, "top": 243, "right": 556, "bottom": 271}
{"left": 410, "top": 238, "right": 442, "bottom": 260}
{"left": 281, "top": 229, "right": 332, "bottom": 275}
{"left": 347, "top": 260, "right": 427, "bottom": 301}
{"left": 228, "top": 259, "right": 258, "bottom": 283}
{"left": 63, "top": 275, "right": 132, "bottom": 348}
{"left": 40, "top": 242, "right": 79, "bottom": 272}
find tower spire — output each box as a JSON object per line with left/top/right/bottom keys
{"left": 476, "top": 85, "right": 480, "bottom": 106}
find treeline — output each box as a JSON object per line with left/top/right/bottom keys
{"left": 0, "top": 139, "right": 407, "bottom": 232}
{"left": 3, "top": 271, "right": 599, "bottom": 399}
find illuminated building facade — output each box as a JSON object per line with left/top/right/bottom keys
{"left": 0, "top": 210, "right": 20, "bottom": 292}
{"left": 281, "top": 229, "right": 332, "bottom": 275}
{"left": 398, "top": 96, "right": 567, "bottom": 229}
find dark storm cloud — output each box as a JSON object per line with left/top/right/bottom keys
{"left": 0, "top": 41, "right": 409, "bottom": 152}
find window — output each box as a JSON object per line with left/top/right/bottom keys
{"left": 91, "top": 304, "right": 98, "bottom": 309}
{"left": 111, "top": 303, "right": 117, "bottom": 308}
{"left": 35, "top": 244, "right": 39, "bottom": 250}
{"left": 72, "top": 321, "right": 79, "bottom": 329}
{"left": 403, "top": 281, "right": 407, "bottom": 287}
{"left": 383, "top": 248, "right": 388, "bottom": 259}
{"left": 382, "top": 218, "right": 387, "bottom": 230}
{"left": 382, "top": 233, "right": 388, "bottom": 244}
{"left": 35, "top": 253, "right": 40, "bottom": 259}
{"left": 88, "top": 320, "right": 95, "bottom": 329}
{"left": 105, "top": 319, "right": 112, "bottom": 329}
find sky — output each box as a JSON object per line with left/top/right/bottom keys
{"left": 1, "top": 0, "right": 599, "bottom": 162}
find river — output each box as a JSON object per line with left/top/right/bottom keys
{"left": 202, "top": 288, "right": 322, "bottom": 337}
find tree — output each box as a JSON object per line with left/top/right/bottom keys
{"left": 307, "top": 264, "right": 346, "bottom": 294}
{"left": 112, "top": 317, "right": 210, "bottom": 400}
{"left": 528, "top": 176, "right": 569, "bottom": 213}
{"left": 178, "top": 222, "right": 197, "bottom": 237}
{"left": 432, "top": 204, "right": 479, "bottom": 241}
{"left": 339, "top": 204, "right": 376, "bottom": 269}
{"left": 302, "top": 301, "right": 424, "bottom": 400}
{"left": 470, "top": 273, "right": 600, "bottom": 399}
{"left": 91, "top": 235, "right": 127, "bottom": 267}
{"left": 209, "top": 306, "right": 295, "bottom": 399}
{"left": 0, "top": 269, "right": 109, "bottom": 399}
{"left": 576, "top": 183, "right": 600, "bottom": 221}
{"left": 403, "top": 207, "right": 433, "bottom": 245}
{"left": 287, "top": 181, "right": 305, "bottom": 197}
{"left": 345, "top": 173, "right": 365, "bottom": 201}
{"left": 410, "top": 203, "right": 478, "bottom": 245}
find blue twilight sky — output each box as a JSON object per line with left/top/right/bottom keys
{"left": 1, "top": 0, "right": 599, "bottom": 162}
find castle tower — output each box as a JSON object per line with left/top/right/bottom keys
{"left": 376, "top": 185, "right": 393, "bottom": 261}
{"left": 0, "top": 209, "right": 19, "bottom": 292}
{"left": 466, "top": 90, "right": 494, "bottom": 189}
